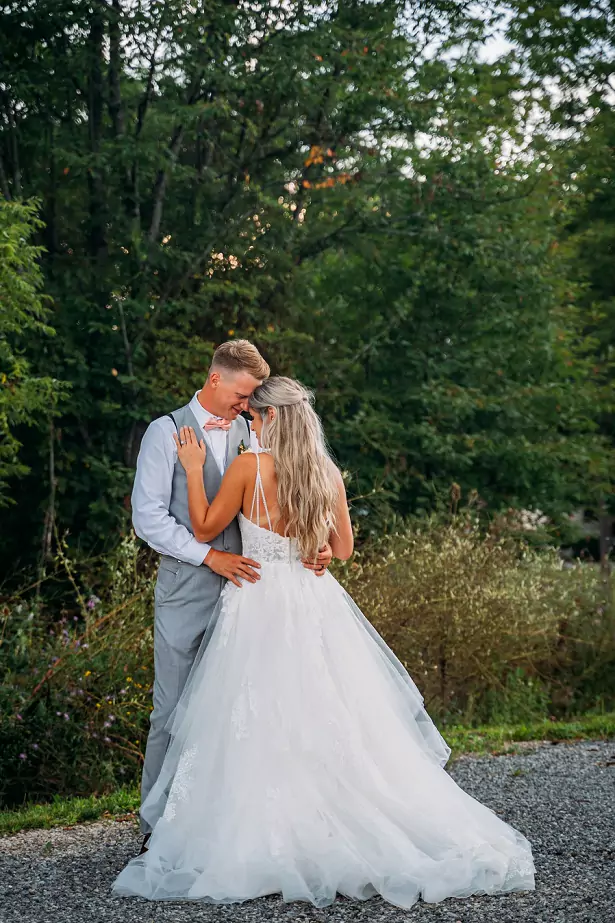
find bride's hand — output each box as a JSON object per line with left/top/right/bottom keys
{"left": 173, "top": 425, "right": 206, "bottom": 472}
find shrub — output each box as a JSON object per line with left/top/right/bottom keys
{"left": 0, "top": 533, "right": 156, "bottom": 807}
{"left": 336, "top": 511, "right": 615, "bottom": 724}
{"left": 1, "top": 512, "right": 613, "bottom": 808}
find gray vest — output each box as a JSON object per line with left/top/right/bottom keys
{"left": 166, "top": 402, "right": 250, "bottom": 557}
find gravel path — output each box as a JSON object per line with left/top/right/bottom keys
{"left": 1, "top": 739, "right": 614, "bottom": 923}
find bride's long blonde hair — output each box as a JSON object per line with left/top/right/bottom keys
{"left": 249, "top": 377, "right": 338, "bottom": 560}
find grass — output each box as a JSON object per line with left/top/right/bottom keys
{"left": 443, "top": 711, "right": 615, "bottom": 757}
{"left": 0, "top": 787, "right": 140, "bottom": 837}
{"left": 2, "top": 712, "right": 614, "bottom": 837}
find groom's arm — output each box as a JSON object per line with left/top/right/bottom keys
{"left": 131, "top": 417, "right": 212, "bottom": 566}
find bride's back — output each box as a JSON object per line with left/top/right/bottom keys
{"left": 241, "top": 451, "right": 289, "bottom": 536}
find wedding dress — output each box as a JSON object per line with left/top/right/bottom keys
{"left": 113, "top": 456, "right": 535, "bottom": 908}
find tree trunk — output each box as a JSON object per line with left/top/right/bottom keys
{"left": 87, "top": 6, "right": 107, "bottom": 262}
{"left": 108, "top": 0, "right": 125, "bottom": 137}
{"left": 148, "top": 124, "right": 185, "bottom": 242}
{"left": 0, "top": 149, "right": 11, "bottom": 200}
{"left": 1, "top": 93, "right": 22, "bottom": 197}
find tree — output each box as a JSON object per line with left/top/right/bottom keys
{"left": 285, "top": 55, "right": 613, "bottom": 524}
{"left": 0, "top": 198, "right": 66, "bottom": 530}
{"left": 0, "top": 0, "right": 487, "bottom": 563}
{"left": 508, "top": 2, "right": 615, "bottom": 550}
{"left": 0, "top": 0, "right": 612, "bottom": 571}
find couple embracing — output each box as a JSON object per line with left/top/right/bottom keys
{"left": 113, "top": 339, "right": 535, "bottom": 908}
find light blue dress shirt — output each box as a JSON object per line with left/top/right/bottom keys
{"left": 131, "top": 392, "right": 259, "bottom": 566}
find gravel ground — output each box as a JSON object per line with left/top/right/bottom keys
{"left": 1, "top": 739, "right": 614, "bottom": 923}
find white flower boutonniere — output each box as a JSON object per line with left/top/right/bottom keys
{"left": 237, "top": 440, "right": 250, "bottom": 455}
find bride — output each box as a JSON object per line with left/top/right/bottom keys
{"left": 113, "top": 376, "right": 535, "bottom": 908}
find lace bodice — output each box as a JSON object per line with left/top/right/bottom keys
{"left": 239, "top": 514, "right": 301, "bottom": 564}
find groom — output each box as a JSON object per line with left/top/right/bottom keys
{"left": 132, "top": 339, "right": 332, "bottom": 853}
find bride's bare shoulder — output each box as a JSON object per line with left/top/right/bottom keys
{"left": 254, "top": 450, "right": 276, "bottom": 477}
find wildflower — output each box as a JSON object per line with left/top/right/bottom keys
{"left": 104, "top": 736, "right": 111, "bottom": 743}
{"left": 86, "top": 596, "right": 100, "bottom": 611}
{"left": 19, "top": 753, "right": 26, "bottom": 760}
{"left": 84, "top": 671, "right": 91, "bottom": 677}
{"left": 16, "top": 714, "right": 22, "bottom": 721}
{"left": 63, "top": 713, "right": 69, "bottom": 721}
{"left": 96, "top": 703, "right": 101, "bottom": 709}
{"left": 32, "top": 743, "right": 39, "bottom": 750}
{"left": 56, "top": 711, "right": 61, "bottom": 716}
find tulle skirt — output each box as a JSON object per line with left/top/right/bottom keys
{"left": 112, "top": 562, "right": 535, "bottom": 907}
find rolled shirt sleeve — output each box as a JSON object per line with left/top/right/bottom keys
{"left": 131, "top": 417, "right": 212, "bottom": 567}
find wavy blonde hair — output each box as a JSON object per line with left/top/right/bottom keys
{"left": 249, "top": 377, "right": 338, "bottom": 560}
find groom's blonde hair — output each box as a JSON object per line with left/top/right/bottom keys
{"left": 249, "top": 377, "right": 339, "bottom": 560}
{"left": 210, "top": 339, "right": 270, "bottom": 382}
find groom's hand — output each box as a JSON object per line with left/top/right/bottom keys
{"left": 204, "top": 548, "right": 261, "bottom": 587}
{"left": 302, "top": 542, "right": 333, "bottom": 577}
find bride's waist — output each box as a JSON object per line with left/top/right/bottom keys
{"left": 243, "top": 553, "right": 303, "bottom": 567}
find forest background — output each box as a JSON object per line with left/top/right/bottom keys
{"left": 1, "top": 0, "right": 615, "bottom": 811}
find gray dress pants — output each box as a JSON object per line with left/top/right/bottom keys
{"left": 140, "top": 556, "right": 224, "bottom": 833}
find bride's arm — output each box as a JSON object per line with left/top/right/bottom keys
{"left": 173, "top": 425, "right": 252, "bottom": 542}
{"left": 329, "top": 467, "right": 354, "bottom": 561}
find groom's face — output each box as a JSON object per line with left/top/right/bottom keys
{"left": 213, "top": 370, "right": 261, "bottom": 420}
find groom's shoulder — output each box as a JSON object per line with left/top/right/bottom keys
{"left": 150, "top": 402, "right": 191, "bottom": 430}
{"left": 142, "top": 404, "right": 189, "bottom": 443}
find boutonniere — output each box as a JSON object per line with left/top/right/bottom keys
{"left": 237, "top": 440, "right": 250, "bottom": 455}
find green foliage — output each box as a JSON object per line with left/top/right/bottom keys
{"left": 0, "top": 1, "right": 612, "bottom": 568}
{"left": 555, "top": 109, "right": 615, "bottom": 514}
{"left": 0, "top": 532, "right": 156, "bottom": 807}
{"left": 1, "top": 512, "right": 614, "bottom": 808}
{"left": 0, "top": 199, "right": 67, "bottom": 505}
{"left": 507, "top": 1, "right": 615, "bottom": 122}
{"left": 338, "top": 501, "right": 615, "bottom": 724}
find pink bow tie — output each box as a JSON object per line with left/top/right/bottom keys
{"left": 204, "top": 417, "right": 232, "bottom": 432}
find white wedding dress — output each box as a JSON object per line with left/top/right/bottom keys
{"left": 113, "top": 458, "right": 535, "bottom": 908}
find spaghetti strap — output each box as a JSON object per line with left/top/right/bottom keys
{"left": 249, "top": 453, "right": 273, "bottom": 532}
